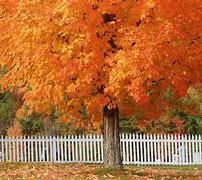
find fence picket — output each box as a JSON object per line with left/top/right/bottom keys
{"left": 150, "top": 134, "right": 153, "bottom": 164}
{"left": 192, "top": 134, "right": 195, "bottom": 164}
{"left": 122, "top": 133, "right": 125, "bottom": 163}
{"left": 82, "top": 134, "right": 85, "bottom": 162}
{"left": 75, "top": 135, "right": 77, "bottom": 162}
{"left": 16, "top": 137, "right": 19, "bottom": 162}
{"left": 12, "top": 137, "right": 15, "bottom": 162}
{"left": 19, "top": 137, "right": 21, "bottom": 162}
{"left": 157, "top": 134, "right": 160, "bottom": 164}
{"left": 178, "top": 134, "right": 182, "bottom": 165}
{"left": 31, "top": 136, "right": 33, "bottom": 162}
{"left": 167, "top": 134, "right": 171, "bottom": 164}
{"left": 187, "top": 134, "right": 190, "bottom": 165}
{"left": 143, "top": 134, "right": 146, "bottom": 165}
{"left": 71, "top": 135, "right": 75, "bottom": 162}
{"left": 101, "top": 134, "right": 103, "bottom": 162}
{"left": 38, "top": 136, "right": 41, "bottom": 162}
{"left": 195, "top": 135, "right": 199, "bottom": 164}
{"left": 126, "top": 134, "right": 129, "bottom": 164}
{"left": 46, "top": 136, "right": 49, "bottom": 162}
{"left": 1, "top": 136, "right": 4, "bottom": 162}
{"left": 164, "top": 134, "right": 167, "bottom": 164}
{"left": 42, "top": 136, "right": 45, "bottom": 162}
{"left": 184, "top": 134, "right": 188, "bottom": 165}
{"left": 93, "top": 134, "right": 97, "bottom": 162}
{"left": 173, "top": 134, "right": 176, "bottom": 165}
{"left": 27, "top": 136, "right": 30, "bottom": 162}
{"left": 78, "top": 135, "right": 80, "bottom": 162}
{"left": 193, "top": 134, "right": 198, "bottom": 164}
{"left": 90, "top": 134, "right": 93, "bottom": 162}
{"left": 86, "top": 134, "right": 89, "bottom": 162}
{"left": 140, "top": 134, "right": 143, "bottom": 164}
{"left": 50, "top": 136, "right": 52, "bottom": 162}
{"left": 67, "top": 135, "right": 70, "bottom": 161}
{"left": 5, "top": 136, "right": 8, "bottom": 161}
{"left": 60, "top": 136, "right": 62, "bottom": 162}
{"left": 129, "top": 134, "right": 132, "bottom": 164}
{"left": 64, "top": 135, "right": 67, "bottom": 162}
{"left": 153, "top": 134, "right": 157, "bottom": 164}
{"left": 97, "top": 134, "right": 100, "bottom": 162}
{"left": 132, "top": 134, "right": 136, "bottom": 163}
{"left": 160, "top": 134, "right": 163, "bottom": 164}
{"left": 182, "top": 134, "right": 185, "bottom": 165}
{"left": 199, "top": 135, "right": 202, "bottom": 164}
{"left": 146, "top": 134, "right": 150, "bottom": 164}
{"left": 36, "top": 136, "right": 38, "bottom": 162}
{"left": 9, "top": 138, "right": 11, "bottom": 161}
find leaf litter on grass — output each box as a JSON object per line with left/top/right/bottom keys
{"left": 0, "top": 163, "right": 201, "bottom": 180}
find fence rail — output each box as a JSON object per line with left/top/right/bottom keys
{"left": 0, "top": 134, "right": 202, "bottom": 165}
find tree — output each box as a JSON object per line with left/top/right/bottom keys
{"left": 0, "top": 90, "right": 17, "bottom": 135}
{"left": 0, "top": 0, "right": 202, "bottom": 169}
{"left": 170, "top": 86, "right": 202, "bottom": 135}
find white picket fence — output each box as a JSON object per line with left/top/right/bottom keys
{"left": 0, "top": 134, "right": 202, "bottom": 165}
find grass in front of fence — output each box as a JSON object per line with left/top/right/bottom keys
{"left": 0, "top": 163, "right": 202, "bottom": 179}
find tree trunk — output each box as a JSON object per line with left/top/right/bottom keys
{"left": 103, "top": 106, "right": 123, "bottom": 169}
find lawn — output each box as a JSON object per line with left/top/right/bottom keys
{"left": 0, "top": 163, "right": 201, "bottom": 180}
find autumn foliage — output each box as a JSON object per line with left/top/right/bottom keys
{"left": 0, "top": 0, "right": 202, "bottom": 126}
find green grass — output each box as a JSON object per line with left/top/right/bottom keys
{"left": 128, "top": 164, "right": 202, "bottom": 169}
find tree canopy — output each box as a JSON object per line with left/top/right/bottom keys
{"left": 0, "top": 0, "right": 202, "bottom": 127}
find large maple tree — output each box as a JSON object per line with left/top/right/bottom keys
{"left": 0, "top": 0, "right": 202, "bottom": 168}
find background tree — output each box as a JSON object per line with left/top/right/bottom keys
{"left": 0, "top": 0, "right": 202, "bottom": 168}
{"left": 170, "top": 86, "right": 202, "bottom": 135}
{"left": 141, "top": 85, "right": 202, "bottom": 135}
{"left": 0, "top": 89, "right": 21, "bottom": 135}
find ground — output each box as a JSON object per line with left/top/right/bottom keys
{"left": 0, "top": 163, "right": 201, "bottom": 180}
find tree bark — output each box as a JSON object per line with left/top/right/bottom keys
{"left": 103, "top": 106, "right": 123, "bottom": 169}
